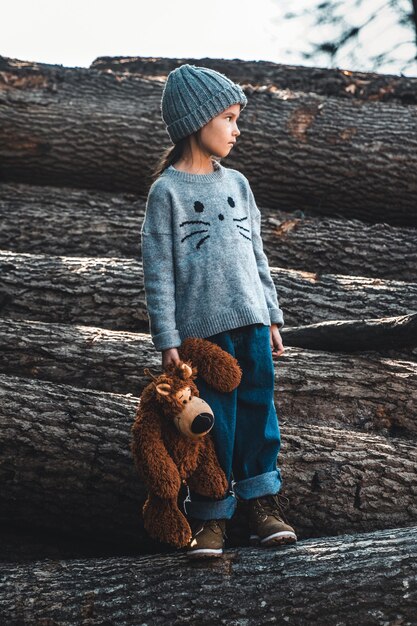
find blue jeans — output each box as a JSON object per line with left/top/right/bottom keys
{"left": 183, "top": 322, "right": 282, "bottom": 520}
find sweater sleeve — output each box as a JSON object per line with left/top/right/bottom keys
{"left": 248, "top": 182, "right": 285, "bottom": 329}
{"left": 141, "top": 183, "right": 182, "bottom": 351}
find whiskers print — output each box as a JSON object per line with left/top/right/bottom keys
{"left": 234, "top": 216, "right": 251, "bottom": 240}
{"left": 179, "top": 197, "right": 252, "bottom": 249}
{"left": 179, "top": 220, "right": 211, "bottom": 249}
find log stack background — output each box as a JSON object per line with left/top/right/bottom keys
{"left": 1, "top": 54, "right": 416, "bottom": 624}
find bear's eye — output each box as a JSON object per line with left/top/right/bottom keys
{"left": 189, "top": 395, "right": 192, "bottom": 401}
{"left": 182, "top": 399, "right": 187, "bottom": 404}
{"left": 194, "top": 200, "right": 204, "bottom": 213}
{"left": 227, "top": 196, "right": 235, "bottom": 207}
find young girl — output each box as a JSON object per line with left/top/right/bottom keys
{"left": 141, "top": 64, "right": 297, "bottom": 558}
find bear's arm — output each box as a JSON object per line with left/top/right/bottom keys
{"left": 131, "top": 409, "right": 181, "bottom": 500}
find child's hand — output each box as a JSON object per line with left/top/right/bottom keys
{"left": 270, "top": 324, "right": 285, "bottom": 359}
{"left": 162, "top": 347, "right": 182, "bottom": 370}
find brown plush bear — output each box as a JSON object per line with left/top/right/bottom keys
{"left": 131, "top": 337, "right": 242, "bottom": 548}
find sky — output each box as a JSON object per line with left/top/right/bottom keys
{"left": 2, "top": 0, "right": 416, "bottom": 76}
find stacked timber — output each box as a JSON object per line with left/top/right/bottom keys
{"left": 0, "top": 54, "right": 416, "bottom": 624}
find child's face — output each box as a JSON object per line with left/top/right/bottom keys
{"left": 199, "top": 103, "right": 241, "bottom": 158}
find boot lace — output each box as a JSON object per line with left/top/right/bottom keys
{"left": 191, "top": 518, "right": 228, "bottom": 539}
{"left": 255, "top": 493, "right": 290, "bottom": 523}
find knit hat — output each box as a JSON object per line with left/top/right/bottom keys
{"left": 161, "top": 64, "right": 248, "bottom": 144}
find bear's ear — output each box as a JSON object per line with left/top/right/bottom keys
{"left": 180, "top": 361, "right": 198, "bottom": 380}
{"left": 155, "top": 382, "right": 171, "bottom": 397}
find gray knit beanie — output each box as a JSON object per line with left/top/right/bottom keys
{"left": 161, "top": 64, "right": 248, "bottom": 144}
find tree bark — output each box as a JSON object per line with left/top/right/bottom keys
{"left": 285, "top": 312, "right": 417, "bottom": 353}
{"left": 90, "top": 54, "right": 417, "bottom": 105}
{"left": 2, "top": 181, "right": 417, "bottom": 281}
{"left": 0, "top": 318, "right": 155, "bottom": 394}
{"left": 0, "top": 181, "right": 141, "bottom": 258}
{"left": 0, "top": 521, "right": 161, "bottom": 564}
{"left": 0, "top": 250, "right": 147, "bottom": 330}
{"left": 1, "top": 318, "right": 416, "bottom": 437}
{"left": 1, "top": 372, "right": 417, "bottom": 545}
{"left": 1, "top": 526, "right": 417, "bottom": 625}
{"left": 1, "top": 251, "right": 416, "bottom": 330}
{"left": 0, "top": 372, "right": 153, "bottom": 552}
{"left": 1, "top": 56, "right": 417, "bottom": 224}
{"left": 261, "top": 211, "right": 417, "bottom": 281}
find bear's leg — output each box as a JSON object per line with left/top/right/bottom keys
{"left": 143, "top": 495, "right": 192, "bottom": 548}
{"left": 187, "top": 436, "right": 229, "bottom": 499}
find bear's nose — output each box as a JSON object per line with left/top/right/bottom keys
{"left": 191, "top": 413, "right": 214, "bottom": 434}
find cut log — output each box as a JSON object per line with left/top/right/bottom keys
{"left": 1, "top": 250, "right": 416, "bottom": 330}
{"left": 91, "top": 54, "right": 417, "bottom": 105}
{"left": 1, "top": 526, "right": 417, "bottom": 625}
{"left": 1, "top": 56, "right": 417, "bottom": 224}
{"left": 1, "top": 372, "right": 417, "bottom": 544}
{"left": 2, "top": 181, "right": 417, "bottom": 281}
{"left": 0, "top": 318, "right": 155, "bottom": 394}
{"left": 1, "top": 318, "right": 416, "bottom": 437}
{"left": 0, "top": 372, "right": 152, "bottom": 551}
{"left": 262, "top": 213, "right": 417, "bottom": 282}
{"left": 0, "top": 181, "right": 141, "bottom": 257}
{"left": 0, "top": 522, "right": 162, "bottom": 563}
{"left": 285, "top": 312, "right": 417, "bottom": 352}
{"left": 0, "top": 250, "right": 147, "bottom": 330}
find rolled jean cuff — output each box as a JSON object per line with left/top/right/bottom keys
{"left": 184, "top": 493, "right": 237, "bottom": 520}
{"left": 233, "top": 468, "right": 282, "bottom": 500}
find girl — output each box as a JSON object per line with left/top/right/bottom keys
{"left": 141, "top": 64, "right": 297, "bottom": 558}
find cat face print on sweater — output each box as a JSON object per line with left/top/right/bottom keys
{"left": 179, "top": 196, "right": 252, "bottom": 250}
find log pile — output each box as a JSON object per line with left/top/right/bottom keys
{"left": 1, "top": 54, "right": 417, "bottom": 224}
{"left": 1, "top": 54, "right": 416, "bottom": 624}
{"left": 1, "top": 527, "right": 417, "bottom": 625}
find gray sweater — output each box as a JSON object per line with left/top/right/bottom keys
{"left": 141, "top": 161, "right": 285, "bottom": 351}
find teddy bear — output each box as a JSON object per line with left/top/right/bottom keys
{"left": 130, "top": 336, "right": 242, "bottom": 548}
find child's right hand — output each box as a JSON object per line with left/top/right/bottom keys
{"left": 162, "top": 347, "right": 182, "bottom": 370}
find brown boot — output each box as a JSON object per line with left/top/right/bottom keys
{"left": 248, "top": 493, "right": 297, "bottom": 547}
{"left": 184, "top": 518, "right": 227, "bottom": 559}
